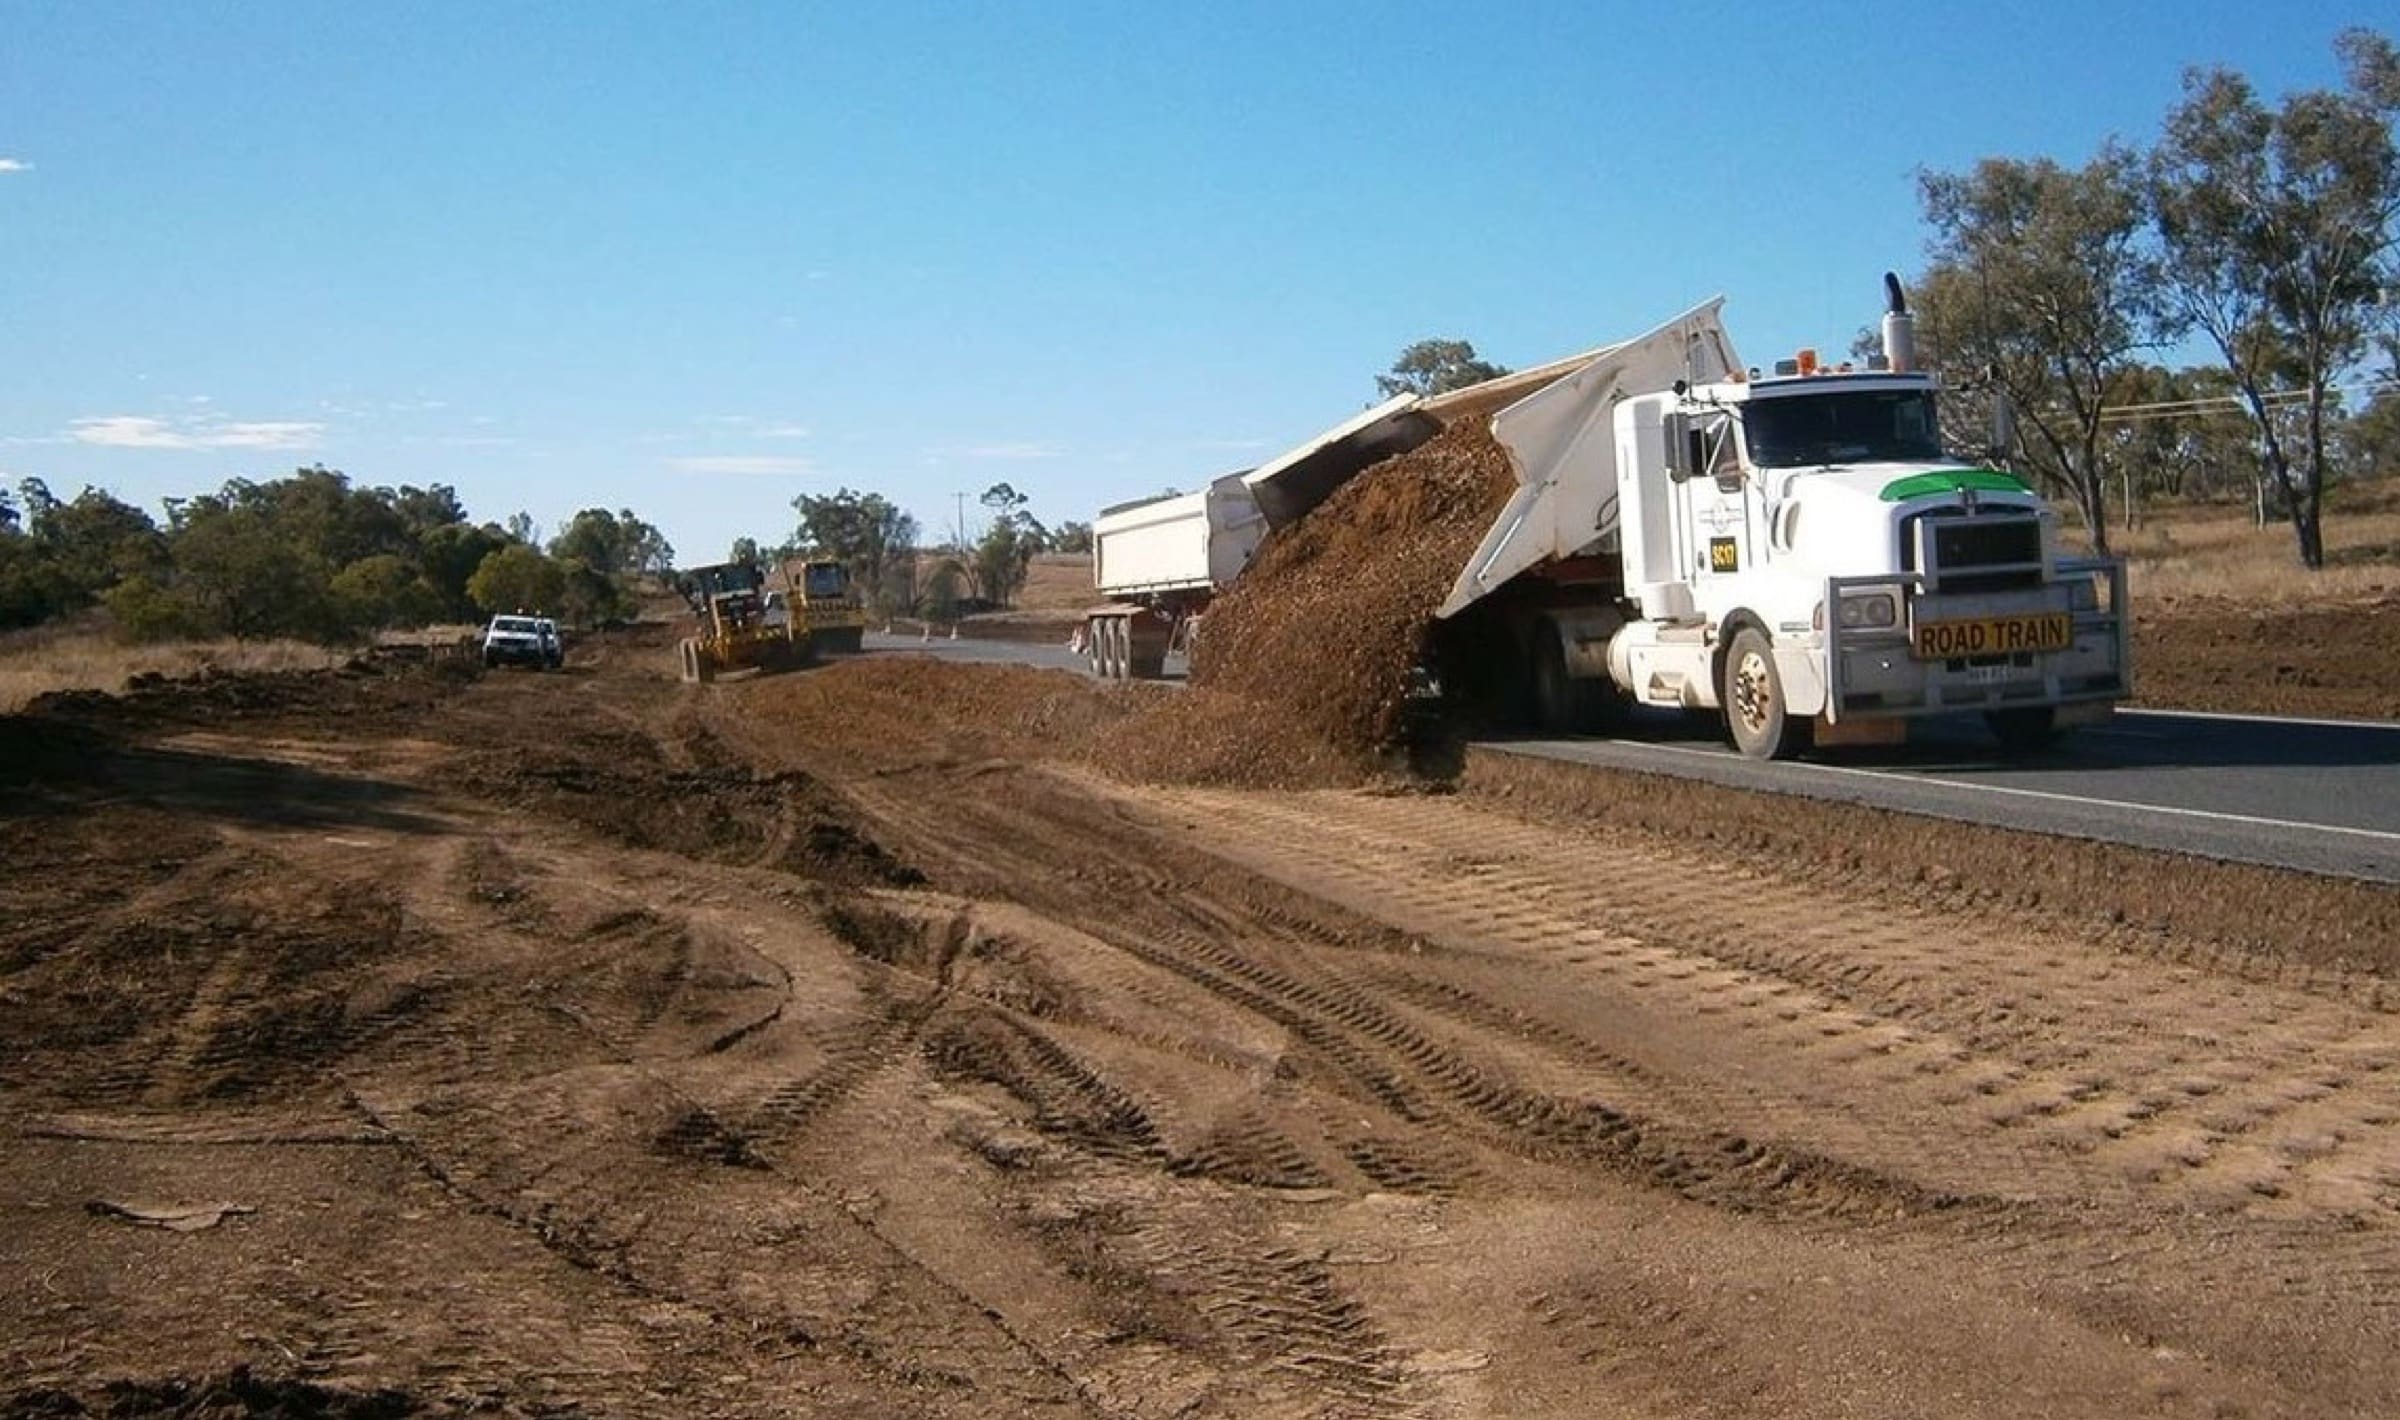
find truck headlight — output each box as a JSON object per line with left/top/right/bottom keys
{"left": 1837, "top": 589, "right": 1899, "bottom": 629}
{"left": 2068, "top": 575, "right": 2099, "bottom": 611}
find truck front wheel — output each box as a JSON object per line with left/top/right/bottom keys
{"left": 1722, "top": 628, "right": 1807, "bottom": 760}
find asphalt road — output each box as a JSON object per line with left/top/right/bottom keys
{"left": 1488, "top": 709, "right": 2400, "bottom": 885}
{"left": 861, "top": 632, "right": 2400, "bottom": 884}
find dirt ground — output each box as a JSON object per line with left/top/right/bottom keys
{"left": 7, "top": 627, "right": 2400, "bottom": 1418}
{"left": 2129, "top": 595, "right": 2400, "bottom": 720}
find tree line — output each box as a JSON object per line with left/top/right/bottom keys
{"left": 1894, "top": 26, "right": 2399, "bottom": 565}
{"left": 0, "top": 466, "right": 673, "bottom": 641}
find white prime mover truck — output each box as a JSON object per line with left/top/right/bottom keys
{"left": 1084, "top": 276, "right": 2130, "bottom": 758}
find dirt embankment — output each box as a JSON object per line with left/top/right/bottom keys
{"left": 2132, "top": 595, "right": 2400, "bottom": 720}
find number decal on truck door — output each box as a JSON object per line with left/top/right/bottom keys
{"left": 1709, "top": 536, "right": 1739, "bottom": 573}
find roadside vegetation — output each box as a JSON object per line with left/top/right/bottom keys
{"left": 1898, "top": 27, "right": 2400, "bottom": 566}
{"left": 0, "top": 467, "right": 673, "bottom": 645}
{"left": 2124, "top": 482, "right": 2400, "bottom": 604}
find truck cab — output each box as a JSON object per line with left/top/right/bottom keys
{"left": 1602, "top": 360, "right": 2127, "bottom": 756}
{"left": 1433, "top": 279, "right": 2128, "bottom": 759}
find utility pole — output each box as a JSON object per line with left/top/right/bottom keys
{"left": 953, "top": 490, "right": 968, "bottom": 552}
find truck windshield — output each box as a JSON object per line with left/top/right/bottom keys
{"left": 1741, "top": 389, "right": 1943, "bottom": 468}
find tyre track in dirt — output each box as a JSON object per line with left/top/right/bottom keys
{"left": 818, "top": 762, "right": 2040, "bottom": 1415}
{"left": 334, "top": 828, "right": 1117, "bottom": 1418}
{"left": 809, "top": 776, "right": 1457, "bottom": 1415}
{"left": 804, "top": 756, "right": 2390, "bottom": 1412}
{"left": 4, "top": 708, "right": 1105, "bottom": 1415}
{"left": 797, "top": 889, "right": 1445, "bottom": 1416}
{"left": 1062, "top": 773, "right": 2400, "bottom": 1408}
{"left": 388, "top": 705, "right": 1393, "bottom": 1418}
{"left": 853, "top": 769, "right": 1970, "bottom": 1222}
{"left": 1156, "top": 781, "right": 2400, "bottom": 1226}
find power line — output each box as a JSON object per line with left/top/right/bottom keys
{"left": 2092, "top": 374, "right": 2400, "bottom": 424}
{"left": 1974, "top": 374, "right": 2400, "bottom": 428}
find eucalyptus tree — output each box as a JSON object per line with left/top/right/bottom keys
{"left": 1910, "top": 146, "right": 2165, "bottom": 553}
{"left": 2151, "top": 28, "right": 2400, "bottom": 566}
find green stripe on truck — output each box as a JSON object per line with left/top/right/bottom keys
{"left": 1879, "top": 469, "right": 2033, "bottom": 502}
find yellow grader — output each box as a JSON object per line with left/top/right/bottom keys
{"left": 675, "top": 562, "right": 808, "bottom": 683}
{"left": 674, "top": 559, "right": 871, "bottom": 683}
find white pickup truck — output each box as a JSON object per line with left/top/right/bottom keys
{"left": 482, "top": 615, "right": 563, "bottom": 671}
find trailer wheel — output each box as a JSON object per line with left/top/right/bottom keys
{"left": 1723, "top": 627, "right": 1805, "bottom": 760}
{"left": 1092, "top": 615, "right": 1126, "bottom": 680}
{"left": 1985, "top": 706, "right": 2058, "bottom": 756}
{"left": 1530, "top": 618, "right": 1622, "bottom": 734}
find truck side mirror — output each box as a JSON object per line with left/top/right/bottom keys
{"left": 1663, "top": 412, "right": 1692, "bottom": 483}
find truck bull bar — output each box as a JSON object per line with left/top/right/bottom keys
{"left": 1819, "top": 558, "right": 2130, "bottom": 722}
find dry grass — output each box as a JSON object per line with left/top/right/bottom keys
{"left": 2113, "top": 490, "right": 2400, "bottom": 607}
{"left": 0, "top": 624, "right": 347, "bottom": 713}
{"left": 1015, "top": 553, "right": 1095, "bottom": 612}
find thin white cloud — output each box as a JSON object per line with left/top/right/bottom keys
{"left": 669, "top": 454, "right": 814, "bottom": 476}
{"left": 697, "top": 415, "right": 811, "bottom": 438}
{"left": 405, "top": 433, "right": 522, "bottom": 449}
{"left": 70, "top": 415, "right": 325, "bottom": 451}
{"left": 939, "top": 441, "right": 1065, "bottom": 461}
{"left": 0, "top": 159, "right": 29, "bottom": 174}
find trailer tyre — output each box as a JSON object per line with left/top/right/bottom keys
{"left": 1531, "top": 621, "right": 1619, "bottom": 734}
{"left": 1723, "top": 627, "right": 1806, "bottom": 760}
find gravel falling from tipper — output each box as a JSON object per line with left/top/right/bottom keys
{"left": 1187, "top": 419, "right": 1516, "bottom": 758}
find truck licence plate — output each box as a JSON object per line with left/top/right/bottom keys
{"left": 1911, "top": 612, "right": 2072, "bottom": 661}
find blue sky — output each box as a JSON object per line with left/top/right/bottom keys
{"left": 0, "top": 2, "right": 2378, "bottom": 564}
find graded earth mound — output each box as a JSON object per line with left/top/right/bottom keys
{"left": 1187, "top": 419, "right": 1515, "bottom": 757}
{"left": 2131, "top": 594, "right": 2400, "bottom": 720}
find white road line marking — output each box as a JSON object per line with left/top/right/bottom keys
{"left": 2122, "top": 707, "right": 2400, "bottom": 732}
{"left": 1569, "top": 740, "right": 2400, "bottom": 847}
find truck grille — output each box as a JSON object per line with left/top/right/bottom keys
{"left": 1906, "top": 511, "right": 2044, "bottom": 594}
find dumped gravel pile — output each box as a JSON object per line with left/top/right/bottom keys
{"left": 1078, "top": 684, "right": 1371, "bottom": 789}
{"left": 1188, "top": 418, "right": 1516, "bottom": 756}
{"left": 722, "top": 657, "right": 1138, "bottom": 777}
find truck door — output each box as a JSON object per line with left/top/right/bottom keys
{"left": 1686, "top": 414, "right": 1751, "bottom": 592}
